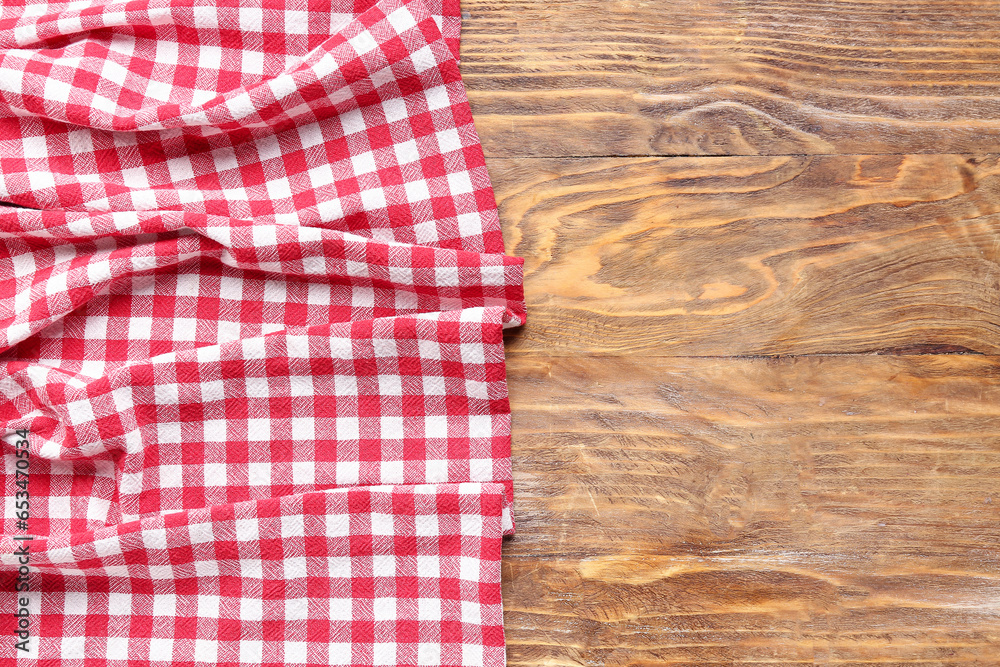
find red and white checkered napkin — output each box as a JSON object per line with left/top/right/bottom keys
{"left": 0, "top": 483, "right": 507, "bottom": 665}
{"left": 0, "top": 0, "right": 523, "bottom": 662}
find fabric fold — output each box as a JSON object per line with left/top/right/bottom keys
{"left": 0, "top": 0, "right": 504, "bottom": 252}
{"left": 0, "top": 207, "right": 525, "bottom": 354}
{"left": 3, "top": 307, "right": 517, "bottom": 537}
{"left": 1, "top": 483, "right": 507, "bottom": 664}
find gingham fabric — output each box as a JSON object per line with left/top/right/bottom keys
{"left": 1, "top": 483, "right": 507, "bottom": 665}
{"left": 0, "top": 0, "right": 524, "bottom": 662}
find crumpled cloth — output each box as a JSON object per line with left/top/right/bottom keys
{"left": 0, "top": 0, "right": 524, "bottom": 662}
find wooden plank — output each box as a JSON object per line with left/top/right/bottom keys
{"left": 502, "top": 556, "right": 1000, "bottom": 665}
{"left": 490, "top": 153, "right": 1000, "bottom": 356}
{"left": 460, "top": 0, "right": 1000, "bottom": 157}
{"left": 502, "top": 353, "right": 1000, "bottom": 664}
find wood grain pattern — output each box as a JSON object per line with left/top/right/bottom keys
{"left": 460, "top": 0, "right": 1000, "bottom": 157}
{"left": 502, "top": 353, "right": 1000, "bottom": 664}
{"left": 490, "top": 153, "right": 1000, "bottom": 356}
{"left": 469, "top": 0, "right": 1000, "bottom": 661}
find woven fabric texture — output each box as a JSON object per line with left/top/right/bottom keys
{"left": 0, "top": 0, "right": 523, "bottom": 663}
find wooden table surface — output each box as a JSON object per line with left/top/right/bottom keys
{"left": 461, "top": 1, "right": 1000, "bottom": 664}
